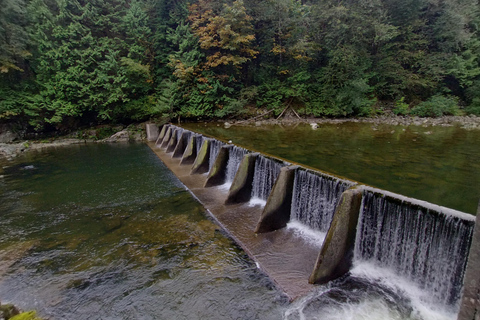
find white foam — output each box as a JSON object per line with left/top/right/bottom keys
{"left": 216, "top": 182, "right": 232, "bottom": 192}
{"left": 350, "top": 261, "right": 458, "bottom": 320}
{"left": 285, "top": 296, "right": 410, "bottom": 320}
{"left": 286, "top": 221, "right": 326, "bottom": 247}
{"left": 248, "top": 197, "right": 266, "bottom": 207}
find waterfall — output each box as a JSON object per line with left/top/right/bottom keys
{"left": 225, "top": 146, "right": 248, "bottom": 183}
{"left": 354, "top": 190, "right": 475, "bottom": 307}
{"left": 175, "top": 127, "right": 184, "bottom": 139}
{"left": 182, "top": 130, "right": 193, "bottom": 145}
{"left": 208, "top": 139, "right": 225, "bottom": 171}
{"left": 251, "top": 156, "right": 283, "bottom": 201}
{"left": 195, "top": 135, "right": 204, "bottom": 154}
{"left": 290, "top": 169, "right": 355, "bottom": 232}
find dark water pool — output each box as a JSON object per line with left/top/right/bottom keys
{"left": 0, "top": 143, "right": 285, "bottom": 319}
{"left": 183, "top": 122, "right": 480, "bottom": 214}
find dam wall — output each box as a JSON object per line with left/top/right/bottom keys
{"left": 148, "top": 123, "right": 478, "bottom": 314}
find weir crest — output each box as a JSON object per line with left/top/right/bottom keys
{"left": 146, "top": 123, "right": 478, "bottom": 319}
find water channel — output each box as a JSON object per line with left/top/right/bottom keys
{"left": 183, "top": 122, "right": 480, "bottom": 214}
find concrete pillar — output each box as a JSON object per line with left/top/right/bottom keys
{"left": 155, "top": 124, "right": 169, "bottom": 148}
{"left": 160, "top": 127, "right": 172, "bottom": 149}
{"left": 146, "top": 123, "right": 159, "bottom": 141}
{"left": 156, "top": 125, "right": 168, "bottom": 145}
{"left": 225, "top": 153, "right": 258, "bottom": 205}
{"left": 309, "top": 187, "right": 363, "bottom": 284}
{"left": 180, "top": 134, "right": 198, "bottom": 165}
{"left": 255, "top": 166, "right": 297, "bottom": 233}
{"left": 205, "top": 145, "right": 232, "bottom": 187}
{"left": 457, "top": 201, "right": 480, "bottom": 320}
{"left": 166, "top": 129, "right": 179, "bottom": 153}
{"left": 191, "top": 139, "right": 211, "bottom": 174}
{"left": 172, "top": 131, "right": 189, "bottom": 158}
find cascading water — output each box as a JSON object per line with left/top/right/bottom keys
{"left": 225, "top": 146, "right": 248, "bottom": 183}
{"left": 250, "top": 156, "right": 283, "bottom": 203}
{"left": 175, "top": 127, "right": 184, "bottom": 140}
{"left": 182, "top": 130, "right": 192, "bottom": 146}
{"left": 354, "top": 189, "right": 475, "bottom": 309}
{"left": 195, "top": 135, "right": 204, "bottom": 154}
{"left": 208, "top": 139, "right": 225, "bottom": 171}
{"left": 290, "top": 169, "right": 355, "bottom": 232}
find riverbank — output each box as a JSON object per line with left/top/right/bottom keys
{"left": 1, "top": 114, "right": 480, "bottom": 161}
{"left": 0, "top": 125, "right": 146, "bottom": 161}
{"left": 225, "top": 114, "right": 480, "bottom": 130}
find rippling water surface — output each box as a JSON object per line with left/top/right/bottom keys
{"left": 0, "top": 143, "right": 284, "bottom": 319}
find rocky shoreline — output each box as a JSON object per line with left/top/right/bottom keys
{"left": 227, "top": 114, "right": 480, "bottom": 130}
{"left": 0, "top": 126, "right": 146, "bottom": 161}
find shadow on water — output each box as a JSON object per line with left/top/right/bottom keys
{"left": 0, "top": 143, "right": 285, "bottom": 319}
{"left": 183, "top": 122, "right": 480, "bottom": 214}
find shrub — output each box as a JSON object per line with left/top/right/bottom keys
{"left": 465, "top": 98, "right": 480, "bottom": 116}
{"left": 393, "top": 97, "right": 410, "bottom": 115}
{"left": 410, "top": 95, "right": 460, "bottom": 117}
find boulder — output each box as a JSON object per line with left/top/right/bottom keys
{"left": 0, "top": 124, "right": 20, "bottom": 143}
{"left": 103, "top": 130, "right": 129, "bottom": 142}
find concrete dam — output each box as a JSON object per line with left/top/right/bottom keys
{"left": 146, "top": 123, "right": 479, "bottom": 320}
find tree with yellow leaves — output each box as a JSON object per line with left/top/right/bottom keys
{"left": 188, "top": 0, "right": 258, "bottom": 74}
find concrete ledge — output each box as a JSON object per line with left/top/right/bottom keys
{"left": 191, "top": 139, "right": 211, "bottom": 174}
{"left": 255, "top": 165, "right": 297, "bottom": 233}
{"left": 309, "top": 187, "right": 362, "bottom": 284}
{"left": 457, "top": 201, "right": 480, "bottom": 320}
{"left": 205, "top": 145, "right": 232, "bottom": 187}
{"left": 225, "top": 153, "right": 258, "bottom": 204}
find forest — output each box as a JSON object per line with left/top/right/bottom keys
{"left": 1, "top": 0, "right": 480, "bottom": 132}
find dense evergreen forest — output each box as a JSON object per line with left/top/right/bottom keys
{"left": 1, "top": 0, "right": 480, "bottom": 132}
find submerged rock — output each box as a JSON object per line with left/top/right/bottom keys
{"left": 0, "top": 303, "right": 20, "bottom": 319}
{"left": 0, "top": 306, "right": 43, "bottom": 320}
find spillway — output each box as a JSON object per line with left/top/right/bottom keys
{"left": 145, "top": 123, "right": 479, "bottom": 319}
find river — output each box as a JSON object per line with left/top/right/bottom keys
{"left": 0, "top": 132, "right": 471, "bottom": 320}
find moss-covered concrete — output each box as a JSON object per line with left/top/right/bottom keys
{"left": 255, "top": 165, "right": 297, "bottom": 233}
{"left": 205, "top": 145, "right": 232, "bottom": 187}
{"left": 180, "top": 134, "right": 198, "bottom": 165}
{"left": 225, "top": 153, "right": 258, "bottom": 204}
{"left": 166, "top": 129, "right": 179, "bottom": 153}
{"left": 172, "top": 131, "right": 188, "bottom": 158}
{"left": 160, "top": 127, "right": 172, "bottom": 149}
{"left": 191, "top": 139, "right": 211, "bottom": 174}
{"left": 457, "top": 202, "right": 480, "bottom": 320}
{"left": 309, "top": 187, "right": 362, "bottom": 284}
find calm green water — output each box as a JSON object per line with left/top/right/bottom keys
{"left": 183, "top": 122, "right": 480, "bottom": 214}
{"left": 0, "top": 143, "right": 284, "bottom": 319}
